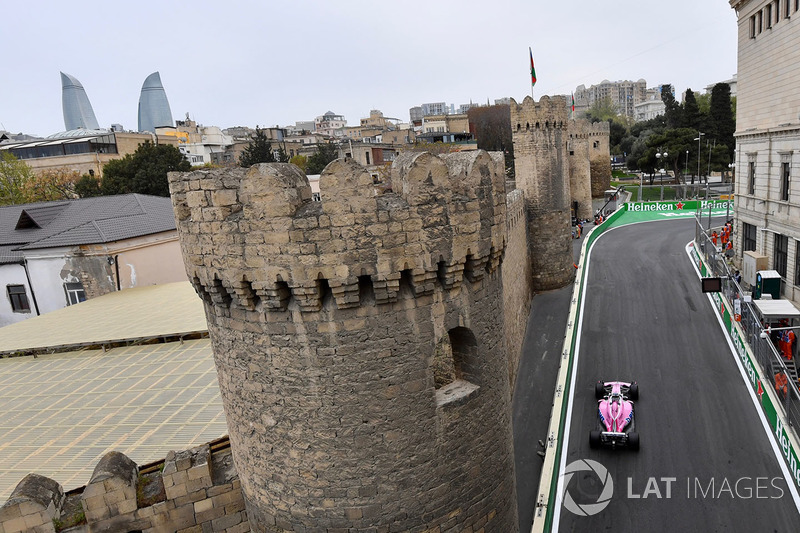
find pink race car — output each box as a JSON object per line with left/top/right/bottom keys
{"left": 589, "top": 380, "right": 640, "bottom": 451}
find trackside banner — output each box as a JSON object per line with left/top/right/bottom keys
{"left": 689, "top": 245, "right": 800, "bottom": 491}
{"left": 626, "top": 200, "right": 733, "bottom": 212}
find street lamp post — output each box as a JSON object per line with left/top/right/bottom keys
{"left": 685, "top": 150, "right": 689, "bottom": 177}
{"left": 694, "top": 132, "right": 705, "bottom": 189}
{"left": 656, "top": 149, "right": 668, "bottom": 201}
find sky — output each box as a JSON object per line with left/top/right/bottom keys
{"left": 1, "top": 1, "right": 739, "bottom": 138}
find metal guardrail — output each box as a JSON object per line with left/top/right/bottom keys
{"left": 694, "top": 218, "right": 800, "bottom": 435}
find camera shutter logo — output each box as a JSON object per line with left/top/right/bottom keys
{"left": 561, "top": 459, "right": 614, "bottom": 516}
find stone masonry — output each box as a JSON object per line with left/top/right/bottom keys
{"left": 510, "top": 96, "right": 574, "bottom": 290}
{"left": 0, "top": 442, "right": 246, "bottom": 533}
{"left": 168, "top": 151, "right": 518, "bottom": 531}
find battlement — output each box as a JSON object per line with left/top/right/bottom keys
{"left": 509, "top": 95, "right": 568, "bottom": 132}
{"left": 568, "top": 118, "right": 611, "bottom": 138}
{"left": 168, "top": 150, "right": 507, "bottom": 313}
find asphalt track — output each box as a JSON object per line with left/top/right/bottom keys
{"left": 557, "top": 218, "right": 800, "bottom": 532}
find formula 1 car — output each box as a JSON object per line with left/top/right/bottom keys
{"left": 589, "top": 380, "right": 639, "bottom": 451}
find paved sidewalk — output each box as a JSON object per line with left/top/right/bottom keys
{"left": 512, "top": 238, "right": 582, "bottom": 531}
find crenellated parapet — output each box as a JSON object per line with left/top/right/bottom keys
{"left": 168, "top": 150, "right": 507, "bottom": 315}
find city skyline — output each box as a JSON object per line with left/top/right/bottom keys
{"left": 1, "top": 1, "right": 737, "bottom": 138}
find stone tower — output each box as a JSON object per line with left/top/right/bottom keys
{"left": 567, "top": 119, "right": 594, "bottom": 221}
{"left": 510, "top": 95, "right": 574, "bottom": 290}
{"left": 168, "top": 151, "right": 518, "bottom": 532}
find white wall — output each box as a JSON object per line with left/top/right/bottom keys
{"left": 23, "top": 249, "right": 76, "bottom": 314}
{"left": 0, "top": 263, "right": 35, "bottom": 327}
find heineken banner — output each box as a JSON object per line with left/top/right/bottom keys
{"left": 626, "top": 200, "right": 733, "bottom": 212}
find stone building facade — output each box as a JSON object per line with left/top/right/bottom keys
{"left": 168, "top": 153, "right": 518, "bottom": 531}
{"left": 730, "top": 0, "right": 800, "bottom": 302}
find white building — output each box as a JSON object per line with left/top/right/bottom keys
{"left": 730, "top": 0, "right": 800, "bottom": 302}
{"left": 314, "top": 111, "right": 347, "bottom": 137}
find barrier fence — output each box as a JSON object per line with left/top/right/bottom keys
{"left": 694, "top": 216, "right": 800, "bottom": 440}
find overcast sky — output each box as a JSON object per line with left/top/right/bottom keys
{"left": 1, "top": 1, "right": 738, "bottom": 138}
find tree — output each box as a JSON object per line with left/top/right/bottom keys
{"left": 585, "top": 97, "right": 619, "bottom": 123}
{"left": 709, "top": 83, "right": 736, "bottom": 161}
{"left": 276, "top": 146, "right": 289, "bottom": 163}
{"left": 239, "top": 128, "right": 275, "bottom": 167}
{"left": 306, "top": 143, "right": 340, "bottom": 174}
{"left": 0, "top": 152, "right": 36, "bottom": 205}
{"left": 661, "top": 86, "right": 683, "bottom": 129}
{"left": 683, "top": 89, "right": 701, "bottom": 132}
{"left": 290, "top": 155, "right": 308, "bottom": 173}
{"left": 101, "top": 141, "right": 191, "bottom": 197}
{"left": 75, "top": 173, "right": 102, "bottom": 198}
{"left": 24, "top": 167, "right": 80, "bottom": 202}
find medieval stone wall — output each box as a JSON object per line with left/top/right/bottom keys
{"left": 567, "top": 120, "right": 594, "bottom": 220}
{"left": 502, "top": 188, "right": 532, "bottom": 387}
{"left": 510, "top": 96, "right": 574, "bottom": 290}
{"left": 0, "top": 442, "right": 247, "bottom": 533}
{"left": 588, "top": 120, "right": 612, "bottom": 197}
{"left": 167, "top": 152, "right": 518, "bottom": 532}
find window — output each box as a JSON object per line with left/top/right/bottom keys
{"left": 757, "top": 10, "right": 763, "bottom": 33}
{"left": 775, "top": 234, "right": 789, "bottom": 278}
{"left": 787, "top": 0, "right": 792, "bottom": 17}
{"left": 750, "top": 15, "right": 757, "bottom": 37}
{"left": 766, "top": 4, "right": 773, "bottom": 27}
{"left": 743, "top": 222, "right": 757, "bottom": 252}
{"left": 64, "top": 282, "right": 86, "bottom": 306}
{"left": 7, "top": 285, "right": 30, "bottom": 313}
{"left": 775, "top": 0, "right": 781, "bottom": 22}
{"left": 748, "top": 160, "right": 756, "bottom": 194}
{"left": 781, "top": 161, "right": 791, "bottom": 201}
{"left": 795, "top": 241, "right": 800, "bottom": 286}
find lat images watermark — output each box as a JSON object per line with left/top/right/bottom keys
{"left": 561, "top": 459, "right": 788, "bottom": 516}
{"left": 560, "top": 459, "right": 613, "bottom": 516}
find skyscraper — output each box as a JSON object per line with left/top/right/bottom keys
{"left": 61, "top": 72, "right": 100, "bottom": 131}
{"left": 138, "top": 72, "right": 173, "bottom": 133}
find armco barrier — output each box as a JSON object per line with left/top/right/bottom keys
{"left": 688, "top": 242, "right": 800, "bottom": 491}
{"left": 530, "top": 205, "right": 626, "bottom": 533}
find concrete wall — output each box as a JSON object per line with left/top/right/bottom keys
{"left": 168, "top": 153, "right": 518, "bottom": 532}
{"left": 114, "top": 238, "right": 187, "bottom": 290}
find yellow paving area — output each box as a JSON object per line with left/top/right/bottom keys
{"left": 0, "top": 281, "right": 207, "bottom": 354}
{"left": 0, "top": 339, "right": 227, "bottom": 504}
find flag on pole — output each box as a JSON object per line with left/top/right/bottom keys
{"left": 571, "top": 93, "right": 575, "bottom": 113}
{"left": 529, "top": 47, "right": 537, "bottom": 87}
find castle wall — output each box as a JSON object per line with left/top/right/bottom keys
{"left": 510, "top": 96, "right": 574, "bottom": 290}
{"left": 589, "top": 121, "right": 612, "bottom": 197}
{"left": 567, "top": 120, "right": 593, "bottom": 220}
{"left": 502, "top": 188, "right": 532, "bottom": 388}
{"left": 0, "top": 444, "right": 247, "bottom": 533}
{"left": 167, "top": 153, "right": 518, "bottom": 532}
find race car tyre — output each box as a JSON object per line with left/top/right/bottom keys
{"left": 589, "top": 430, "right": 601, "bottom": 449}
{"left": 628, "top": 432, "right": 640, "bottom": 451}
{"left": 595, "top": 382, "right": 605, "bottom": 399}
{"left": 629, "top": 382, "right": 639, "bottom": 401}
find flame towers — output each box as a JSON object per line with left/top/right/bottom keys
{"left": 61, "top": 72, "right": 100, "bottom": 131}
{"left": 138, "top": 72, "right": 173, "bottom": 133}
